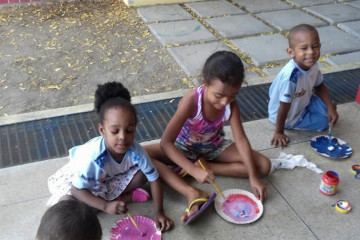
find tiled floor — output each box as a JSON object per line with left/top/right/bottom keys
{"left": 1, "top": 1, "right": 360, "bottom": 239}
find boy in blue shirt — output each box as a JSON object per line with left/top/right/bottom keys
{"left": 268, "top": 24, "right": 338, "bottom": 148}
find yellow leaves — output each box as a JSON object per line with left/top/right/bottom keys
{"left": 98, "top": 43, "right": 106, "bottom": 49}
{"left": 144, "top": 88, "right": 150, "bottom": 92}
{"left": 182, "top": 78, "right": 194, "bottom": 88}
{"left": 169, "top": 99, "right": 175, "bottom": 103}
{"left": 47, "top": 85, "right": 61, "bottom": 90}
{"left": 54, "top": 68, "right": 62, "bottom": 72}
{"left": 3, "top": 28, "right": 15, "bottom": 37}
{"left": 265, "top": 63, "right": 276, "bottom": 68}
{"left": 40, "top": 85, "right": 61, "bottom": 91}
{"left": 81, "top": 13, "right": 92, "bottom": 20}
{"left": 140, "top": 45, "right": 148, "bottom": 52}
{"left": 0, "top": 106, "right": 3, "bottom": 110}
{"left": 20, "top": 33, "right": 32, "bottom": 38}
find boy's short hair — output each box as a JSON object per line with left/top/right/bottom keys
{"left": 36, "top": 200, "right": 102, "bottom": 240}
{"left": 288, "top": 24, "right": 318, "bottom": 47}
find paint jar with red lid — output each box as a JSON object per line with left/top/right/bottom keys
{"left": 319, "top": 171, "right": 339, "bottom": 196}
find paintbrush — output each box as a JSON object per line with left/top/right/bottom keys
{"left": 127, "top": 211, "right": 144, "bottom": 236}
{"left": 328, "top": 125, "right": 334, "bottom": 151}
{"left": 197, "top": 159, "right": 226, "bottom": 200}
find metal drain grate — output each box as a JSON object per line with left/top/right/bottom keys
{"left": 1, "top": 68, "right": 359, "bottom": 168}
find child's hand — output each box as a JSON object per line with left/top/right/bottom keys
{"left": 250, "top": 177, "right": 267, "bottom": 202}
{"left": 192, "top": 167, "right": 215, "bottom": 184}
{"left": 104, "top": 200, "right": 127, "bottom": 215}
{"left": 271, "top": 132, "right": 289, "bottom": 148}
{"left": 154, "top": 212, "right": 174, "bottom": 232}
{"left": 327, "top": 103, "right": 338, "bottom": 125}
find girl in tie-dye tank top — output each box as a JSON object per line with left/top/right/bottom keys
{"left": 145, "top": 51, "right": 271, "bottom": 224}
{"left": 175, "top": 85, "right": 231, "bottom": 157}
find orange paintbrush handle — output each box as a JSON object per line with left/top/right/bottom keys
{"left": 127, "top": 211, "right": 143, "bottom": 235}
{"left": 198, "top": 159, "right": 225, "bottom": 198}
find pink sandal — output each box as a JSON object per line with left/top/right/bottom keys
{"left": 132, "top": 188, "right": 150, "bottom": 202}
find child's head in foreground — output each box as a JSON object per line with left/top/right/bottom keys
{"left": 202, "top": 50, "right": 244, "bottom": 86}
{"left": 94, "top": 81, "right": 137, "bottom": 160}
{"left": 287, "top": 24, "right": 321, "bottom": 71}
{"left": 36, "top": 200, "right": 102, "bottom": 240}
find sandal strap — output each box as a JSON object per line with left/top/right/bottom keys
{"left": 186, "top": 198, "right": 208, "bottom": 212}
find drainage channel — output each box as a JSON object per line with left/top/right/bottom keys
{"left": 1, "top": 68, "right": 359, "bottom": 168}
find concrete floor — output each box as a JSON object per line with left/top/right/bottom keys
{"left": 1, "top": 0, "right": 360, "bottom": 239}
{"left": 1, "top": 99, "right": 359, "bottom": 240}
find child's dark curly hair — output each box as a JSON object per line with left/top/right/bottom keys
{"left": 94, "top": 81, "right": 137, "bottom": 124}
{"left": 202, "top": 51, "right": 244, "bottom": 86}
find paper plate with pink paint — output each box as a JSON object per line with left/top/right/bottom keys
{"left": 214, "top": 189, "right": 263, "bottom": 224}
{"left": 110, "top": 215, "right": 161, "bottom": 240}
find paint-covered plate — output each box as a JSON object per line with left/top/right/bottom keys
{"left": 110, "top": 215, "right": 161, "bottom": 240}
{"left": 310, "top": 135, "right": 352, "bottom": 159}
{"left": 214, "top": 189, "right": 263, "bottom": 224}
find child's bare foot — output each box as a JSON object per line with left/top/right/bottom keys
{"left": 180, "top": 189, "right": 213, "bottom": 223}
{"left": 117, "top": 188, "right": 150, "bottom": 203}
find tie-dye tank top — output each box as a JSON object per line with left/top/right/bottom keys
{"left": 176, "top": 86, "right": 231, "bottom": 148}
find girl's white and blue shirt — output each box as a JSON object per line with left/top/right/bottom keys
{"left": 70, "top": 136, "right": 159, "bottom": 191}
{"left": 47, "top": 136, "right": 158, "bottom": 206}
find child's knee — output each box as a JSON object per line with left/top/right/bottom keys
{"left": 259, "top": 157, "right": 271, "bottom": 177}
{"left": 316, "top": 116, "right": 329, "bottom": 131}
{"left": 254, "top": 152, "right": 271, "bottom": 176}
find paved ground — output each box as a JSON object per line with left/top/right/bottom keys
{"left": 135, "top": 0, "right": 360, "bottom": 86}
{"left": 1, "top": 102, "right": 359, "bottom": 240}
{"left": 1, "top": 0, "right": 360, "bottom": 239}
